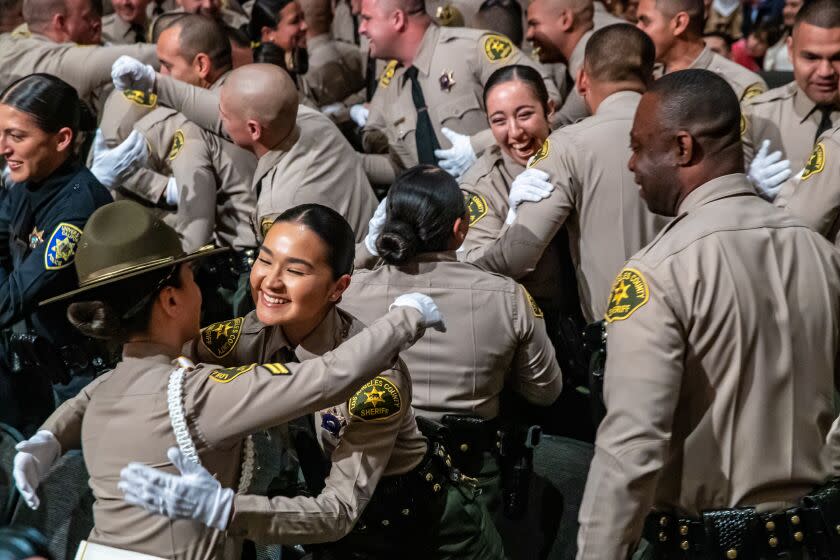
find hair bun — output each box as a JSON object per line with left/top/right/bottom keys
{"left": 377, "top": 220, "right": 420, "bottom": 265}
{"left": 67, "top": 301, "right": 125, "bottom": 340}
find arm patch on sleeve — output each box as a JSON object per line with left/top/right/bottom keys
{"left": 348, "top": 376, "right": 402, "bottom": 421}
{"left": 44, "top": 223, "right": 82, "bottom": 270}
{"left": 200, "top": 317, "right": 244, "bottom": 358}
{"left": 605, "top": 268, "right": 650, "bottom": 323}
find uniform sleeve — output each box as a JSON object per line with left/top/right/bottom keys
{"left": 40, "top": 370, "right": 115, "bottom": 452}
{"left": 459, "top": 177, "right": 506, "bottom": 252}
{"left": 469, "top": 141, "right": 576, "bottom": 279}
{"left": 184, "top": 307, "right": 425, "bottom": 448}
{"left": 118, "top": 168, "right": 170, "bottom": 204}
{"left": 155, "top": 75, "right": 225, "bottom": 137}
{"left": 551, "top": 89, "right": 590, "bottom": 128}
{"left": 170, "top": 130, "right": 217, "bottom": 251}
{"left": 473, "top": 34, "right": 561, "bottom": 106}
{"left": 227, "top": 369, "right": 407, "bottom": 543}
{"left": 0, "top": 195, "right": 11, "bottom": 271}
{"left": 0, "top": 210, "right": 91, "bottom": 330}
{"left": 65, "top": 43, "right": 158, "bottom": 100}
{"left": 782, "top": 141, "right": 840, "bottom": 239}
{"left": 577, "top": 263, "right": 684, "bottom": 559}
{"left": 507, "top": 285, "right": 563, "bottom": 405}
{"left": 740, "top": 103, "right": 758, "bottom": 166}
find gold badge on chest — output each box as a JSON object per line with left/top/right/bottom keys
{"left": 29, "top": 227, "right": 44, "bottom": 249}
{"left": 439, "top": 70, "right": 455, "bottom": 92}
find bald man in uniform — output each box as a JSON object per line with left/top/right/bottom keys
{"left": 359, "top": 0, "right": 560, "bottom": 184}
{"left": 577, "top": 69, "right": 840, "bottom": 560}
{"left": 102, "top": 0, "right": 150, "bottom": 44}
{"left": 635, "top": 0, "right": 766, "bottom": 101}
{"left": 466, "top": 25, "right": 667, "bottom": 325}
{"left": 0, "top": 0, "right": 156, "bottom": 114}
{"left": 741, "top": 0, "right": 840, "bottom": 169}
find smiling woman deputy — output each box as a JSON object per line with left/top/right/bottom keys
{"left": 0, "top": 73, "right": 113, "bottom": 433}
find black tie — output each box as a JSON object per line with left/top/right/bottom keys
{"left": 130, "top": 23, "right": 145, "bottom": 43}
{"left": 816, "top": 106, "right": 834, "bottom": 143}
{"left": 365, "top": 54, "right": 377, "bottom": 102}
{"left": 405, "top": 65, "right": 441, "bottom": 165}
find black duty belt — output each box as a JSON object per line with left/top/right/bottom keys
{"left": 441, "top": 414, "right": 500, "bottom": 477}
{"left": 643, "top": 478, "right": 840, "bottom": 559}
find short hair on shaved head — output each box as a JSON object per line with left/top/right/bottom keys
{"left": 649, "top": 69, "right": 741, "bottom": 154}
{"left": 299, "top": 0, "right": 333, "bottom": 34}
{"left": 223, "top": 63, "right": 299, "bottom": 129}
{"left": 584, "top": 24, "right": 655, "bottom": 85}
{"left": 165, "top": 14, "right": 233, "bottom": 73}
{"left": 654, "top": 0, "right": 704, "bottom": 35}
{"left": 23, "top": 0, "right": 65, "bottom": 30}
{"left": 379, "top": 0, "right": 425, "bottom": 14}
{"left": 795, "top": 0, "right": 840, "bottom": 29}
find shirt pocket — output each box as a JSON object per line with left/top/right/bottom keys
{"left": 437, "top": 93, "right": 486, "bottom": 133}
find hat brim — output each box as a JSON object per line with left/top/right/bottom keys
{"left": 39, "top": 245, "right": 230, "bottom": 307}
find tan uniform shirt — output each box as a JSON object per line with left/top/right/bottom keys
{"left": 576, "top": 174, "right": 840, "bottom": 559}
{"left": 741, "top": 81, "right": 840, "bottom": 169}
{"left": 300, "top": 33, "right": 365, "bottom": 106}
{"left": 101, "top": 14, "right": 146, "bottom": 45}
{"left": 252, "top": 105, "right": 377, "bottom": 242}
{"left": 342, "top": 252, "right": 562, "bottom": 421}
{"left": 660, "top": 45, "right": 765, "bottom": 103}
{"left": 331, "top": 0, "right": 357, "bottom": 45}
{"left": 459, "top": 144, "right": 565, "bottom": 301}
{"left": 189, "top": 307, "right": 427, "bottom": 543}
{"left": 0, "top": 32, "right": 157, "bottom": 113}
{"left": 362, "top": 24, "right": 559, "bottom": 183}
{"left": 779, "top": 127, "right": 840, "bottom": 243}
{"left": 467, "top": 91, "right": 668, "bottom": 323}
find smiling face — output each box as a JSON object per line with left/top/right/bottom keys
{"left": 250, "top": 220, "right": 349, "bottom": 340}
{"left": 525, "top": 0, "right": 566, "bottom": 63}
{"left": 112, "top": 0, "right": 149, "bottom": 24}
{"left": 0, "top": 104, "right": 72, "bottom": 184}
{"left": 359, "top": 0, "right": 399, "bottom": 60}
{"left": 791, "top": 22, "right": 840, "bottom": 105}
{"left": 263, "top": 1, "right": 308, "bottom": 50}
{"left": 485, "top": 79, "right": 552, "bottom": 166}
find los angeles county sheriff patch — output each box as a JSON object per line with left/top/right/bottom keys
{"left": 168, "top": 130, "right": 185, "bottom": 161}
{"left": 209, "top": 363, "right": 255, "bottom": 383}
{"left": 123, "top": 89, "right": 158, "bottom": 108}
{"left": 523, "top": 287, "right": 544, "bottom": 318}
{"left": 201, "top": 317, "right": 244, "bottom": 358}
{"left": 801, "top": 142, "right": 826, "bottom": 181}
{"left": 44, "top": 223, "right": 82, "bottom": 270}
{"left": 379, "top": 60, "right": 398, "bottom": 88}
{"left": 606, "top": 268, "right": 650, "bottom": 323}
{"left": 741, "top": 83, "right": 764, "bottom": 101}
{"left": 484, "top": 34, "right": 513, "bottom": 62}
{"left": 349, "top": 376, "right": 402, "bottom": 421}
{"left": 527, "top": 139, "right": 550, "bottom": 168}
{"left": 463, "top": 191, "right": 487, "bottom": 225}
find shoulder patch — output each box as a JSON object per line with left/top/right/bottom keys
{"left": 379, "top": 60, "right": 398, "bottom": 88}
{"left": 522, "top": 287, "right": 544, "bottom": 318}
{"left": 435, "top": 4, "right": 464, "bottom": 26}
{"left": 260, "top": 216, "right": 274, "bottom": 238}
{"left": 801, "top": 142, "right": 826, "bottom": 181}
{"left": 44, "top": 223, "right": 82, "bottom": 270}
{"left": 168, "top": 129, "right": 185, "bottom": 161}
{"left": 200, "top": 317, "right": 244, "bottom": 358}
{"left": 741, "top": 82, "right": 765, "bottom": 101}
{"left": 527, "top": 138, "right": 550, "bottom": 168}
{"left": 209, "top": 363, "right": 255, "bottom": 383}
{"left": 483, "top": 34, "right": 513, "bottom": 62}
{"left": 123, "top": 89, "right": 158, "bottom": 108}
{"left": 740, "top": 114, "right": 747, "bottom": 137}
{"left": 463, "top": 191, "right": 488, "bottom": 226}
{"left": 605, "top": 268, "right": 650, "bottom": 323}
{"left": 349, "top": 376, "right": 402, "bottom": 421}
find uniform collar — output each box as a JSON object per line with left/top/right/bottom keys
{"left": 595, "top": 90, "right": 641, "bottom": 117}
{"left": 293, "top": 306, "right": 351, "bottom": 361}
{"left": 410, "top": 251, "right": 459, "bottom": 264}
{"left": 253, "top": 124, "right": 302, "bottom": 184}
{"left": 404, "top": 23, "right": 439, "bottom": 79}
{"left": 688, "top": 45, "right": 715, "bottom": 71}
{"left": 122, "top": 341, "right": 179, "bottom": 363}
{"left": 306, "top": 33, "right": 331, "bottom": 51}
{"left": 110, "top": 15, "right": 135, "bottom": 40}
{"left": 210, "top": 70, "right": 231, "bottom": 92}
{"left": 26, "top": 158, "right": 80, "bottom": 197}
{"left": 568, "top": 30, "right": 592, "bottom": 77}
{"left": 792, "top": 84, "right": 837, "bottom": 124}
{"left": 676, "top": 173, "right": 756, "bottom": 215}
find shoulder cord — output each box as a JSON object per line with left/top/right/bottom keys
{"left": 167, "top": 357, "right": 255, "bottom": 494}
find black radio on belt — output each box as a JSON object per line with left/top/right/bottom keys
{"left": 498, "top": 423, "right": 541, "bottom": 521}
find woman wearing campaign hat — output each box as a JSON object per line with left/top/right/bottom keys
{"left": 12, "top": 200, "right": 442, "bottom": 560}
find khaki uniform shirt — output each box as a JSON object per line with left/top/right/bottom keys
{"left": 252, "top": 105, "right": 377, "bottom": 242}
{"left": 331, "top": 0, "right": 357, "bottom": 45}
{"left": 300, "top": 33, "right": 365, "bottom": 106}
{"left": 189, "top": 307, "right": 427, "bottom": 543}
{"left": 576, "top": 175, "right": 840, "bottom": 559}
{"left": 673, "top": 45, "right": 766, "bottom": 103}
{"left": 101, "top": 14, "right": 145, "bottom": 45}
{"left": 39, "top": 307, "right": 426, "bottom": 558}
{"left": 459, "top": 145, "right": 565, "bottom": 301}
{"left": 779, "top": 127, "right": 840, "bottom": 243}
{"left": 342, "top": 252, "right": 562, "bottom": 421}
{"left": 0, "top": 32, "right": 157, "bottom": 113}
{"left": 741, "top": 81, "right": 840, "bottom": 169}
{"left": 468, "top": 92, "right": 668, "bottom": 323}
{"left": 362, "top": 24, "right": 559, "bottom": 183}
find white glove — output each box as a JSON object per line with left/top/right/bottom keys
{"left": 748, "top": 139, "right": 792, "bottom": 202}
{"left": 165, "top": 176, "right": 179, "bottom": 206}
{"left": 119, "top": 447, "right": 233, "bottom": 531}
{"left": 13, "top": 430, "right": 61, "bottom": 510}
{"left": 505, "top": 168, "right": 553, "bottom": 225}
{"left": 320, "top": 103, "right": 344, "bottom": 117}
{"left": 390, "top": 292, "right": 446, "bottom": 332}
{"left": 364, "top": 198, "right": 387, "bottom": 256}
{"left": 349, "top": 104, "right": 369, "bottom": 127}
{"left": 111, "top": 55, "right": 156, "bottom": 92}
{"left": 434, "top": 127, "right": 476, "bottom": 179}
{"left": 90, "top": 129, "right": 148, "bottom": 189}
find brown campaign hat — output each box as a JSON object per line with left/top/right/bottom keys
{"left": 40, "top": 200, "right": 227, "bottom": 306}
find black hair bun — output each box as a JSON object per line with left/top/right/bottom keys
{"left": 377, "top": 220, "right": 419, "bottom": 265}
{"left": 67, "top": 301, "right": 124, "bottom": 340}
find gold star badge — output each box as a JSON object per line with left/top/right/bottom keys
{"left": 364, "top": 386, "right": 386, "bottom": 407}
{"left": 439, "top": 70, "right": 455, "bottom": 92}
{"left": 29, "top": 227, "right": 44, "bottom": 249}
{"left": 611, "top": 280, "right": 631, "bottom": 306}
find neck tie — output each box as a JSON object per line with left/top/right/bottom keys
{"left": 815, "top": 106, "right": 834, "bottom": 143}
{"left": 130, "top": 23, "right": 145, "bottom": 43}
{"left": 366, "top": 54, "right": 377, "bottom": 102}
{"left": 405, "top": 65, "right": 441, "bottom": 165}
